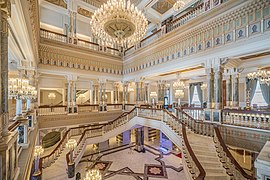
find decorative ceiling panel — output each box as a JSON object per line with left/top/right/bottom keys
{"left": 77, "top": 7, "right": 93, "bottom": 18}
{"left": 45, "top": 0, "right": 67, "bottom": 9}
{"left": 83, "top": 0, "right": 142, "bottom": 8}
{"left": 151, "top": 0, "right": 176, "bottom": 14}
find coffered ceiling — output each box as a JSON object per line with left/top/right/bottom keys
{"left": 152, "top": 0, "right": 176, "bottom": 14}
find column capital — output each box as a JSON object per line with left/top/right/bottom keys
{"left": 0, "top": 0, "right": 11, "bottom": 16}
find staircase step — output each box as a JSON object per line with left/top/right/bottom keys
{"left": 204, "top": 167, "right": 225, "bottom": 174}
{"left": 205, "top": 173, "right": 229, "bottom": 180}
{"left": 192, "top": 150, "right": 217, "bottom": 156}
{"left": 196, "top": 154, "right": 219, "bottom": 162}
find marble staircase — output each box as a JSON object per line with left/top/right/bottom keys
{"left": 187, "top": 131, "right": 230, "bottom": 180}
{"left": 42, "top": 135, "right": 81, "bottom": 180}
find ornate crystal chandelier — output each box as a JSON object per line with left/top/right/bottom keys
{"left": 90, "top": 0, "right": 148, "bottom": 49}
{"left": 9, "top": 77, "right": 37, "bottom": 100}
{"left": 84, "top": 169, "right": 102, "bottom": 180}
{"left": 173, "top": 80, "right": 185, "bottom": 90}
{"left": 247, "top": 70, "right": 270, "bottom": 86}
{"left": 173, "top": 0, "right": 186, "bottom": 11}
{"left": 175, "top": 89, "right": 184, "bottom": 99}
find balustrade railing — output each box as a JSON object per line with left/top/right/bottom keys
{"left": 222, "top": 109, "right": 270, "bottom": 130}
{"left": 40, "top": 29, "right": 120, "bottom": 56}
{"left": 177, "top": 107, "right": 256, "bottom": 179}
{"left": 124, "top": 104, "right": 136, "bottom": 111}
{"left": 178, "top": 109, "right": 214, "bottom": 137}
{"left": 40, "top": 28, "right": 67, "bottom": 43}
{"left": 107, "top": 104, "right": 123, "bottom": 111}
{"left": 182, "top": 107, "right": 205, "bottom": 121}
{"left": 124, "top": 2, "right": 206, "bottom": 56}
{"left": 165, "top": 109, "right": 205, "bottom": 180}
{"left": 77, "top": 104, "right": 99, "bottom": 113}
{"left": 137, "top": 107, "right": 163, "bottom": 120}
{"left": 67, "top": 108, "right": 137, "bottom": 165}
{"left": 166, "top": 3, "right": 204, "bottom": 34}
{"left": 213, "top": 125, "right": 255, "bottom": 180}
{"left": 38, "top": 106, "right": 67, "bottom": 116}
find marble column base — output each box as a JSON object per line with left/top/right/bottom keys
{"left": 207, "top": 103, "right": 214, "bottom": 109}
{"left": 67, "top": 162, "right": 75, "bottom": 178}
{"left": 32, "top": 170, "right": 42, "bottom": 180}
{"left": 232, "top": 101, "right": 239, "bottom": 108}
{"left": 226, "top": 101, "right": 232, "bottom": 107}
{"left": 19, "top": 143, "right": 30, "bottom": 149}
{"left": 1, "top": 113, "right": 10, "bottom": 137}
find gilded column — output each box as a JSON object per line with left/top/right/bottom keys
{"left": 93, "top": 84, "right": 98, "bottom": 104}
{"left": 1, "top": 9, "right": 9, "bottom": 136}
{"left": 67, "top": 80, "right": 72, "bottom": 113}
{"left": 214, "top": 66, "right": 224, "bottom": 109}
{"left": 122, "top": 82, "right": 129, "bottom": 104}
{"left": 206, "top": 68, "right": 214, "bottom": 109}
{"left": 99, "top": 82, "right": 103, "bottom": 111}
{"left": 225, "top": 69, "right": 232, "bottom": 107}
{"left": 232, "top": 68, "right": 240, "bottom": 107}
{"left": 144, "top": 83, "right": 149, "bottom": 104}
{"left": 113, "top": 82, "right": 119, "bottom": 104}
{"left": 136, "top": 82, "right": 139, "bottom": 104}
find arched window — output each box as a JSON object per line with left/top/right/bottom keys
{"left": 191, "top": 86, "right": 201, "bottom": 107}
{"left": 251, "top": 81, "right": 267, "bottom": 107}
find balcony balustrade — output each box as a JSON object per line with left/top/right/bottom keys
{"left": 40, "top": 29, "right": 121, "bottom": 56}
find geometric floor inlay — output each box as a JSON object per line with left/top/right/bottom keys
{"left": 78, "top": 144, "right": 185, "bottom": 180}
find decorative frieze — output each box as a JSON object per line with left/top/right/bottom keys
{"left": 123, "top": 0, "right": 270, "bottom": 75}
{"left": 39, "top": 44, "right": 123, "bottom": 75}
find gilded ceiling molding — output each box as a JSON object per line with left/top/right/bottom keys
{"left": 77, "top": 7, "right": 93, "bottom": 18}
{"left": 26, "top": 0, "right": 40, "bottom": 66}
{"left": 45, "top": 0, "right": 67, "bottom": 9}
{"left": 123, "top": 0, "right": 270, "bottom": 75}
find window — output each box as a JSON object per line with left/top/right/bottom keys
{"left": 191, "top": 86, "right": 201, "bottom": 107}
{"left": 251, "top": 81, "right": 267, "bottom": 107}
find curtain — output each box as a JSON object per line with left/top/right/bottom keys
{"left": 246, "top": 78, "right": 257, "bottom": 102}
{"left": 196, "top": 84, "right": 203, "bottom": 107}
{"left": 260, "top": 83, "right": 270, "bottom": 105}
{"left": 189, "top": 84, "right": 195, "bottom": 105}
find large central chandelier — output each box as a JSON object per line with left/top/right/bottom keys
{"left": 173, "top": 80, "right": 185, "bottom": 90}
{"left": 247, "top": 70, "right": 270, "bottom": 86}
{"left": 90, "top": 0, "right": 148, "bottom": 49}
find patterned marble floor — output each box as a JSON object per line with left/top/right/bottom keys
{"left": 77, "top": 145, "right": 186, "bottom": 180}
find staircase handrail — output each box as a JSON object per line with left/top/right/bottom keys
{"left": 165, "top": 109, "right": 205, "bottom": 180}
{"left": 177, "top": 107, "right": 256, "bottom": 179}
{"left": 213, "top": 125, "right": 256, "bottom": 180}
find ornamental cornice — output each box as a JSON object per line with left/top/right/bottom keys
{"left": 26, "top": 0, "right": 39, "bottom": 65}
{"left": 39, "top": 44, "right": 123, "bottom": 76}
